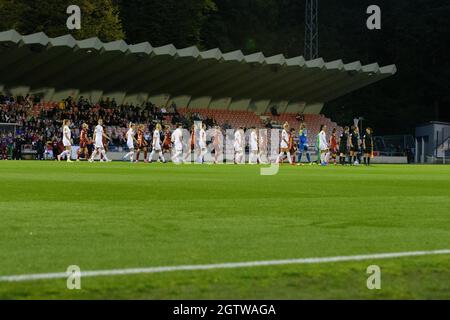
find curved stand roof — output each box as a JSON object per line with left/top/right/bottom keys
{"left": 0, "top": 29, "right": 396, "bottom": 104}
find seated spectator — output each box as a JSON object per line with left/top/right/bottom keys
{"left": 296, "top": 113, "right": 305, "bottom": 122}
{"left": 270, "top": 105, "right": 279, "bottom": 116}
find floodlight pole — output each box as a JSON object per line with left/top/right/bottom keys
{"left": 305, "top": 0, "right": 319, "bottom": 60}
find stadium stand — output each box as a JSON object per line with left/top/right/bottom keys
{"left": 177, "top": 108, "right": 342, "bottom": 144}
{"left": 1, "top": 92, "right": 343, "bottom": 160}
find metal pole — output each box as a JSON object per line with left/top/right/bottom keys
{"left": 444, "top": 128, "right": 446, "bottom": 165}
{"left": 436, "top": 130, "right": 439, "bottom": 161}
{"left": 415, "top": 137, "right": 418, "bottom": 163}
{"left": 421, "top": 136, "right": 425, "bottom": 163}
{"left": 305, "top": 0, "right": 319, "bottom": 60}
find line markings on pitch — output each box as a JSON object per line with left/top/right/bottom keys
{"left": 1, "top": 249, "right": 450, "bottom": 282}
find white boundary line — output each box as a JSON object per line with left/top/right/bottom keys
{"left": 1, "top": 249, "right": 449, "bottom": 282}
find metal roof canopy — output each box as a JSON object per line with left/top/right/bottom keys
{"left": 0, "top": 29, "right": 397, "bottom": 107}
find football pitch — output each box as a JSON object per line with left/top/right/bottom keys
{"left": 0, "top": 161, "right": 449, "bottom": 299}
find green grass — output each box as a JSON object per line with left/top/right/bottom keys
{"left": 0, "top": 161, "right": 449, "bottom": 299}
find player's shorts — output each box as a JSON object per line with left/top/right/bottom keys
{"left": 199, "top": 143, "right": 206, "bottom": 150}
{"left": 95, "top": 138, "right": 104, "bottom": 149}
{"left": 364, "top": 147, "right": 373, "bottom": 154}
{"left": 127, "top": 141, "right": 134, "bottom": 150}
{"left": 350, "top": 146, "right": 359, "bottom": 153}
{"left": 299, "top": 144, "right": 308, "bottom": 152}
{"left": 153, "top": 144, "right": 162, "bottom": 151}
{"left": 137, "top": 143, "right": 147, "bottom": 149}
{"left": 63, "top": 139, "right": 71, "bottom": 147}
{"left": 280, "top": 147, "right": 289, "bottom": 153}
{"left": 174, "top": 143, "right": 183, "bottom": 152}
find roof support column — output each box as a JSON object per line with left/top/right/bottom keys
{"left": 303, "top": 103, "right": 324, "bottom": 115}
{"left": 28, "top": 87, "right": 55, "bottom": 102}
{"left": 167, "top": 96, "right": 191, "bottom": 109}
{"left": 52, "top": 89, "right": 80, "bottom": 102}
{"left": 249, "top": 100, "right": 271, "bottom": 115}
{"left": 148, "top": 94, "right": 171, "bottom": 108}
{"left": 77, "top": 90, "right": 103, "bottom": 104}
{"left": 123, "top": 93, "right": 149, "bottom": 107}
{"left": 285, "top": 102, "right": 307, "bottom": 114}
{"left": 7, "top": 86, "right": 30, "bottom": 97}
{"left": 209, "top": 98, "right": 232, "bottom": 110}
{"left": 229, "top": 99, "right": 251, "bottom": 112}
{"left": 188, "top": 97, "right": 212, "bottom": 110}
{"left": 102, "top": 92, "right": 126, "bottom": 106}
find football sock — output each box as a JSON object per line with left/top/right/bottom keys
{"left": 101, "top": 150, "right": 109, "bottom": 161}
{"left": 287, "top": 152, "right": 292, "bottom": 164}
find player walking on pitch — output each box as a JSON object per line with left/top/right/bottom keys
{"left": 329, "top": 128, "right": 338, "bottom": 165}
{"left": 76, "top": 123, "right": 90, "bottom": 161}
{"left": 339, "top": 126, "right": 350, "bottom": 165}
{"left": 148, "top": 123, "right": 166, "bottom": 163}
{"left": 171, "top": 123, "right": 184, "bottom": 164}
{"left": 349, "top": 126, "right": 360, "bottom": 165}
{"left": 135, "top": 124, "right": 148, "bottom": 163}
{"left": 276, "top": 122, "right": 293, "bottom": 164}
{"left": 197, "top": 124, "right": 207, "bottom": 164}
{"left": 89, "top": 119, "right": 111, "bottom": 162}
{"left": 297, "top": 123, "right": 311, "bottom": 165}
{"left": 123, "top": 123, "right": 137, "bottom": 162}
{"left": 58, "top": 119, "right": 73, "bottom": 162}
{"left": 318, "top": 125, "right": 329, "bottom": 166}
{"left": 363, "top": 127, "right": 374, "bottom": 166}
{"left": 234, "top": 127, "right": 244, "bottom": 164}
{"left": 212, "top": 126, "right": 222, "bottom": 164}
{"left": 249, "top": 127, "right": 259, "bottom": 164}
{"left": 258, "top": 129, "right": 268, "bottom": 164}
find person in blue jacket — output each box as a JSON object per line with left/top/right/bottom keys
{"left": 297, "top": 123, "right": 311, "bottom": 165}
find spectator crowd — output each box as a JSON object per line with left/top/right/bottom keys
{"left": 1, "top": 93, "right": 219, "bottom": 160}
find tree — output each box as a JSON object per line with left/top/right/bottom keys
{"left": 116, "top": 0, "right": 216, "bottom": 47}
{"left": 0, "top": 0, "right": 124, "bottom": 41}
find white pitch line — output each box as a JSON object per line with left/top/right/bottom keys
{"left": 1, "top": 249, "right": 450, "bottom": 282}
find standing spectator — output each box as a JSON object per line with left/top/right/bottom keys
{"left": 35, "top": 136, "right": 45, "bottom": 160}
{"left": 13, "top": 135, "right": 24, "bottom": 160}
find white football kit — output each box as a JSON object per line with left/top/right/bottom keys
{"left": 153, "top": 130, "right": 162, "bottom": 151}
{"left": 250, "top": 131, "right": 258, "bottom": 151}
{"left": 172, "top": 128, "right": 183, "bottom": 151}
{"left": 94, "top": 125, "right": 104, "bottom": 149}
{"left": 199, "top": 129, "right": 206, "bottom": 149}
{"left": 319, "top": 131, "right": 328, "bottom": 151}
{"left": 234, "top": 131, "right": 242, "bottom": 152}
{"left": 126, "top": 129, "right": 135, "bottom": 150}
{"left": 63, "top": 125, "right": 71, "bottom": 147}
{"left": 280, "top": 129, "right": 289, "bottom": 149}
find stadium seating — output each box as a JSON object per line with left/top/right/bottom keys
{"left": 177, "top": 108, "right": 343, "bottom": 143}
{"left": 2, "top": 96, "right": 343, "bottom": 151}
